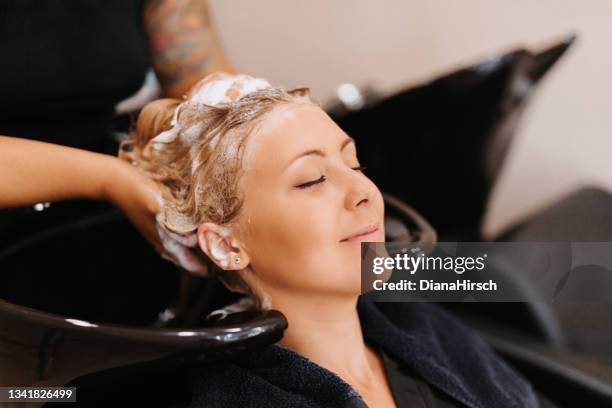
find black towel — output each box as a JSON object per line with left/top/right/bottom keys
{"left": 184, "top": 298, "right": 538, "bottom": 408}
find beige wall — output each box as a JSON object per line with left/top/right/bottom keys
{"left": 210, "top": 0, "right": 612, "bottom": 238}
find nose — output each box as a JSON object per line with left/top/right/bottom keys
{"left": 343, "top": 171, "right": 375, "bottom": 211}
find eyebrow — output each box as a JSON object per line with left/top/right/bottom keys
{"left": 285, "top": 136, "right": 355, "bottom": 170}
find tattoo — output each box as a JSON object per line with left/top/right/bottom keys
{"left": 143, "top": 0, "right": 234, "bottom": 97}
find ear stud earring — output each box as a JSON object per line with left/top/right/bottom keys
{"left": 234, "top": 257, "right": 240, "bottom": 264}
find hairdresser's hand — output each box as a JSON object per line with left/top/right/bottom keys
{"left": 103, "top": 157, "right": 164, "bottom": 255}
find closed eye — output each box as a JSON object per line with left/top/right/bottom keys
{"left": 296, "top": 175, "right": 326, "bottom": 189}
{"left": 295, "top": 165, "right": 367, "bottom": 189}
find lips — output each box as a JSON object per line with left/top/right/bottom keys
{"left": 340, "top": 223, "right": 380, "bottom": 242}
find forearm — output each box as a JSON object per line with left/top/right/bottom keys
{"left": 144, "top": 0, "right": 236, "bottom": 98}
{"left": 0, "top": 135, "right": 115, "bottom": 208}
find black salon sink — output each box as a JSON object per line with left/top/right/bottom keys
{"left": 0, "top": 201, "right": 287, "bottom": 388}
{"left": 0, "top": 210, "right": 181, "bottom": 325}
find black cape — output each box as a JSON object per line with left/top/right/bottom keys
{"left": 184, "top": 299, "right": 538, "bottom": 408}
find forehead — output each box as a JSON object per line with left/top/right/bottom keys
{"left": 243, "top": 103, "right": 347, "bottom": 172}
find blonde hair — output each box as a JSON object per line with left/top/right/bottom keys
{"left": 118, "top": 86, "right": 314, "bottom": 310}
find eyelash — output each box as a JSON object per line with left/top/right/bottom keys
{"left": 296, "top": 165, "right": 368, "bottom": 189}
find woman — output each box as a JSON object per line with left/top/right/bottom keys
{"left": 0, "top": 73, "right": 551, "bottom": 407}
{"left": 117, "top": 73, "right": 548, "bottom": 407}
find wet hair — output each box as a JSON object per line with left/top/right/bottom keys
{"left": 118, "top": 86, "right": 315, "bottom": 312}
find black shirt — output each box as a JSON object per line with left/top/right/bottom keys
{"left": 0, "top": 0, "right": 149, "bottom": 152}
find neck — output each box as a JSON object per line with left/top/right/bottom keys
{"left": 271, "top": 291, "right": 380, "bottom": 388}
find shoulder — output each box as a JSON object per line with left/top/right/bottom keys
{"left": 183, "top": 359, "right": 285, "bottom": 408}
{"left": 182, "top": 350, "right": 334, "bottom": 408}
{"left": 358, "top": 299, "right": 508, "bottom": 370}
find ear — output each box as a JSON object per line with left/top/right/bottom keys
{"left": 196, "top": 222, "right": 250, "bottom": 270}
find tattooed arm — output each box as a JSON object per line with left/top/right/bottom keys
{"left": 143, "top": 0, "right": 236, "bottom": 98}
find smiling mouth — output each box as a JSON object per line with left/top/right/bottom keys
{"left": 340, "top": 224, "right": 380, "bottom": 242}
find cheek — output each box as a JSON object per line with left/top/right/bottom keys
{"left": 244, "top": 196, "right": 340, "bottom": 287}
{"left": 275, "top": 208, "right": 335, "bottom": 257}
